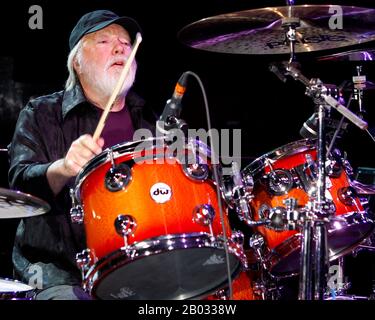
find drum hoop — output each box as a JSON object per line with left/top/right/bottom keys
{"left": 74, "top": 137, "right": 212, "bottom": 202}
{"left": 242, "top": 138, "right": 316, "bottom": 179}
{"left": 265, "top": 211, "right": 373, "bottom": 278}
{"left": 83, "top": 232, "right": 247, "bottom": 298}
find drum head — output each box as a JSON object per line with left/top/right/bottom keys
{"left": 91, "top": 248, "right": 241, "bottom": 300}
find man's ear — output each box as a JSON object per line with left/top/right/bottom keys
{"left": 73, "top": 57, "right": 81, "bottom": 74}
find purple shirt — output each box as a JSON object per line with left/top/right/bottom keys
{"left": 97, "top": 106, "right": 135, "bottom": 149}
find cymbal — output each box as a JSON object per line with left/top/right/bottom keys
{"left": 350, "top": 180, "right": 375, "bottom": 195}
{"left": 178, "top": 5, "right": 375, "bottom": 55}
{"left": 318, "top": 48, "right": 375, "bottom": 61}
{"left": 343, "top": 80, "right": 375, "bottom": 91}
{"left": 0, "top": 188, "right": 50, "bottom": 219}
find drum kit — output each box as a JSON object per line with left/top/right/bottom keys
{"left": 1, "top": 2, "right": 375, "bottom": 300}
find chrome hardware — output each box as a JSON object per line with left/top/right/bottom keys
{"left": 268, "top": 207, "right": 288, "bottom": 231}
{"left": 284, "top": 197, "right": 297, "bottom": 211}
{"left": 338, "top": 186, "right": 357, "bottom": 206}
{"left": 257, "top": 203, "right": 287, "bottom": 231}
{"left": 222, "top": 165, "right": 253, "bottom": 209}
{"left": 283, "top": 198, "right": 300, "bottom": 230}
{"left": 183, "top": 162, "right": 209, "bottom": 181}
{"left": 243, "top": 174, "right": 254, "bottom": 190}
{"left": 294, "top": 154, "right": 318, "bottom": 196}
{"left": 343, "top": 158, "right": 355, "bottom": 177}
{"left": 249, "top": 233, "right": 268, "bottom": 270}
{"left": 231, "top": 230, "right": 245, "bottom": 247}
{"left": 267, "top": 169, "right": 294, "bottom": 196}
{"left": 212, "top": 288, "right": 229, "bottom": 300}
{"left": 230, "top": 162, "right": 254, "bottom": 224}
{"left": 70, "top": 205, "right": 84, "bottom": 224}
{"left": 249, "top": 233, "right": 265, "bottom": 252}
{"left": 70, "top": 188, "right": 84, "bottom": 224}
{"left": 76, "top": 249, "right": 92, "bottom": 284}
{"left": 115, "top": 215, "right": 137, "bottom": 237}
{"left": 105, "top": 163, "right": 132, "bottom": 192}
{"left": 76, "top": 249, "right": 91, "bottom": 270}
{"left": 325, "top": 159, "right": 342, "bottom": 178}
{"left": 115, "top": 214, "right": 137, "bottom": 250}
{"left": 192, "top": 204, "right": 215, "bottom": 226}
{"left": 258, "top": 204, "right": 271, "bottom": 220}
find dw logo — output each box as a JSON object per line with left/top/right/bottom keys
{"left": 150, "top": 183, "right": 172, "bottom": 203}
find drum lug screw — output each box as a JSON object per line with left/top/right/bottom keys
{"left": 192, "top": 204, "right": 215, "bottom": 226}
{"left": 249, "top": 233, "right": 268, "bottom": 268}
{"left": 76, "top": 249, "right": 92, "bottom": 284}
{"left": 115, "top": 214, "right": 137, "bottom": 249}
{"left": 69, "top": 188, "right": 84, "bottom": 224}
{"left": 231, "top": 230, "right": 245, "bottom": 247}
{"left": 105, "top": 163, "right": 132, "bottom": 192}
{"left": 70, "top": 205, "right": 84, "bottom": 224}
{"left": 338, "top": 186, "right": 357, "bottom": 206}
{"left": 192, "top": 204, "right": 215, "bottom": 238}
{"left": 183, "top": 162, "right": 209, "bottom": 181}
{"left": 249, "top": 233, "right": 265, "bottom": 252}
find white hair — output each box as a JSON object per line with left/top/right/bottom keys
{"left": 65, "top": 40, "right": 83, "bottom": 91}
{"left": 64, "top": 38, "right": 137, "bottom": 97}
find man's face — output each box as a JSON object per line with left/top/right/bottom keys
{"left": 76, "top": 23, "right": 137, "bottom": 97}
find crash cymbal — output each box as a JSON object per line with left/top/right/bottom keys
{"left": 178, "top": 5, "right": 375, "bottom": 55}
{"left": 350, "top": 180, "right": 375, "bottom": 195}
{"left": 0, "top": 188, "right": 50, "bottom": 218}
{"left": 318, "top": 48, "right": 375, "bottom": 61}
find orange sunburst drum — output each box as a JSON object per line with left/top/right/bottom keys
{"left": 74, "top": 138, "right": 246, "bottom": 300}
{"left": 204, "top": 270, "right": 261, "bottom": 300}
{"left": 241, "top": 139, "right": 374, "bottom": 277}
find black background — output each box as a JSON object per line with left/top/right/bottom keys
{"left": 0, "top": 0, "right": 374, "bottom": 298}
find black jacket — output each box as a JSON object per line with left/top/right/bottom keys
{"left": 8, "top": 84, "right": 156, "bottom": 288}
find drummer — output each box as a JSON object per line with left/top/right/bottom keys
{"left": 8, "top": 10, "right": 155, "bottom": 299}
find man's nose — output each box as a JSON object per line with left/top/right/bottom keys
{"left": 113, "top": 43, "right": 125, "bottom": 55}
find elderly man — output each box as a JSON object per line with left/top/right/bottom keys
{"left": 8, "top": 10, "right": 155, "bottom": 300}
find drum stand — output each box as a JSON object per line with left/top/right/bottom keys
{"left": 281, "top": 64, "right": 368, "bottom": 300}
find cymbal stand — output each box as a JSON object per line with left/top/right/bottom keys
{"left": 353, "top": 66, "right": 366, "bottom": 116}
{"left": 282, "top": 64, "right": 368, "bottom": 300}
{"left": 282, "top": 0, "right": 300, "bottom": 64}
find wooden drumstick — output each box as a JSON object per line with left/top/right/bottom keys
{"left": 93, "top": 32, "right": 143, "bottom": 141}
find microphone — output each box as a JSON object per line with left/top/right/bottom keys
{"left": 157, "top": 72, "right": 189, "bottom": 133}
{"left": 300, "top": 112, "right": 318, "bottom": 138}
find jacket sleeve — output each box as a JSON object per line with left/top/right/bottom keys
{"left": 8, "top": 102, "right": 55, "bottom": 203}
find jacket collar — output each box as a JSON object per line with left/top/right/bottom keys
{"left": 61, "top": 84, "right": 87, "bottom": 119}
{"left": 61, "top": 84, "right": 146, "bottom": 120}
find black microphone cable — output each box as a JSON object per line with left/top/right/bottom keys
{"left": 183, "top": 70, "right": 234, "bottom": 300}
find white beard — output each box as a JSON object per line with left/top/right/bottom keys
{"left": 79, "top": 55, "right": 137, "bottom": 98}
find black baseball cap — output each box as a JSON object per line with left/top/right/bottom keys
{"left": 69, "top": 10, "right": 141, "bottom": 50}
